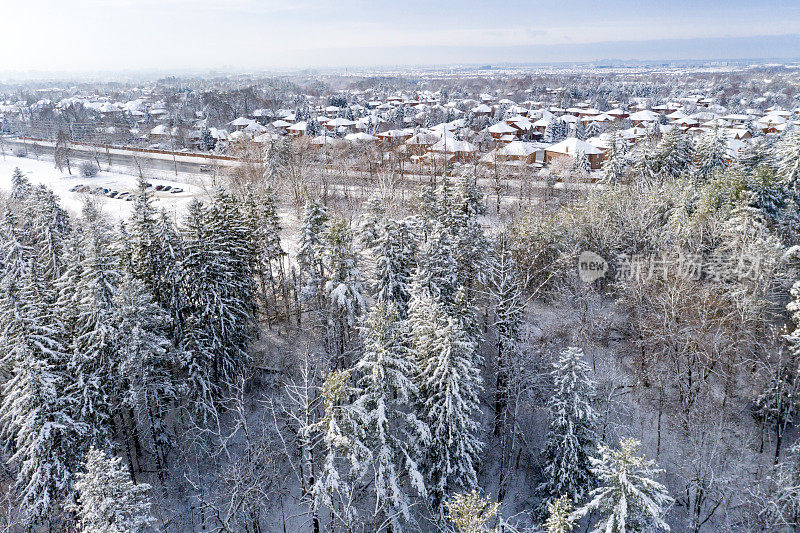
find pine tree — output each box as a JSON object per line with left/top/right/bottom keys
{"left": 739, "top": 137, "right": 774, "bottom": 173}
{"left": 359, "top": 195, "right": 385, "bottom": 250}
{"left": 374, "top": 218, "right": 416, "bottom": 319}
{"left": 574, "top": 438, "right": 673, "bottom": 533}
{"left": 72, "top": 447, "right": 156, "bottom": 533}
{"left": 414, "top": 220, "right": 459, "bottom": 312}
{"left": 573, "top": 151, "right": 591, "bottom": 176}
{"left": 241, "top": 188, "right": 286, "bottom": 321}
{"left": 774, "top": 129, "right": 800, "bottom": 189}
{"left": 573, "top": 120, "right": 587, "bottom": 140}
{"left": 544, "top": 119, "right": 567, "bottom": 144}
{"left": 585, "top": 121, "right": 601, "bottom": 139}
{"left": 179, "top": 316, "right": 217, "bottom": 424}
{"left": 0, "top": 269, "right": 85, "bottom": 524}
{"left": 10, "top": 167, "right": 31, "bottom": 201}
{"left": 24, "top": 184, "right": 71, "bottom": 286}
{"left": 408, "top": 285, "right": 483, "bottom": 510}
{"left": 324, "top": 219, "right": 365, "bottom": 367}
{"left": 539, "top": 347, "right": 598, "bottom": 508}
{"left": 454, "top": 172, "right": 485, "bottom": 220}
{"left": 600, "top": 139, "right": 628, "bottom": 185}
{"left": 297, "top": 199, "right": 329, "bottom": 312}
{"left": 54, "top": 228, "right": 85, "bottom": 345}
{"left": 354, "top": 302, "right": 428, "bottom": 530}
{"left": 153, "top": 210, "right": 184, "bottom": 337}
{"left": 693, "top": 128, "right": 728, "bottom": 181}
{"left": 0, "top": 207, "right": 32, "bottom": 296}
{"left": 127, "top": 176, "right": 162, "bottom": 299}
{"left": 200, "top": 128, "right": 216, "bottom": 151}
{"left": 652, "top": 127, "right": 694, "bottom": 179}
{"left": 311, "top": 369, "right": 370, "bottom": 529}
{"left": 180, "top": 196, "right": 255, "bottom": 399}
{"left": 446, "top": 490, "right": 500, "bottom": 533}
{"left": 454, "top": 215, "right": 488, "bottom": 303}
{"left": 544, "top": 495, "right": 575, "bottom": 533}
{"left": 113, "top": 275, "right": 176, "bottom": 479}
{"left": 70, "top": 201, "right": 122, "bottom": 446}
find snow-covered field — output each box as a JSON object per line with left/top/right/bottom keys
{"left": 0, "top": 153, "right": 208, "bottom": 220}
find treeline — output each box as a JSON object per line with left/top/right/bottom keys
{"left": 0, "top": 169, "right": 288, "bottom": 531}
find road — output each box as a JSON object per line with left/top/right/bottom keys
{"left": 0, "top": 136, "right": 232, "bottom": 183}
{"left": 0, "top": 135, "right": 597, "bottom": 199}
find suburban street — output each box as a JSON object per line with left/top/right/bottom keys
{"left": 0, "top": 136, "right": 232, "bottom": 182}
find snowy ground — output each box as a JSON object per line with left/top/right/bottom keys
{"left": 0, "top": 152, "right": 209, "bottom": 220}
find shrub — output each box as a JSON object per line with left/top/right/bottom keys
{"left": 79, "top": 161, "right": 100, "bottom": 177}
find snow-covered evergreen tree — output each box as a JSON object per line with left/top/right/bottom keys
{"left": 241, "top": 187, "right": 285, "bottom": 319}
{"left": 599, "top": 139, "right": 629, "bottom": 185}
{"left": 774, "top": 128, "right": 800, "bottom": 189}
{"left": 539, "top": 347, "right": 598, "bottom": 508}
{"left": 454, "top": 172, "right": 485, "bottom": 220}
{"left": 179, "top": 315, "right": 217, "bottom": 423}
{"left": 0, "top": 268, "right": 85, "bottom": 524}
{"left": 297, "top": 199, "right": 329, "bottom": 311}
{"left": 324, "top": 219, "right": 365, "bottom": 367}
{"left": 544, "top": 495, "right": 575, "bottom": 533}
{"left": 359, "top": 195, "right": 385, "bottom": 250}
{"left": 585, "top": 120, "right": 601, "bottom": 139}
{"left": 544, "top": 118, "right": 568, "bottom": 144}
{"left": 72, "top": 447, "right": 156, "bottom": 533}
{"left": 374, "top": 218, "right": 416, "bottom": 319}
{"left": 311, "top": 369, "right": 370, "bottom": 529}
{"left": 70, "top": 201, "right": 122, "bottom": 446}
{"left": 0, "top": 207, "right": 32, "bottom": 296}
{"left": 414, "top": 220, "right": 459, "bottom": 312}
{"left": 573, "top": 438, "right": 673, "bottom": 533}
{"left": 408, "top": 284, "right": 483, "bottom": 510}
{"left": 153, "top": 210, "right": 184, "bottom": 336}
{"left": 113, "top": 275, "right": 176, "bottom": 477}
{"left": 573, "top": 151, "right": 591, "bottom": 176}
{"left": 10, "top": 167, "right": 31, "bottom": 202}
{"left": 573, "top": 120, "right": 587, "bottom": 140}
{"left": 652, "top": 127, "right": 694, "bottom": 179}
{"left": 180, "top": 195, "right": 255, "bottom": 400}
{"left": 24, "top": 184, "right": 71, "bottom": 286}
{"left": 127, "top": 177, "right": 169, "bottom": 305}
{"left": 693, "top": 128, "right": 728, "bottom": 181}
{"left": 454, "top": 215, "right": 488, "bottom": 302}
{"left": 353, "top": 301, "right": 429, "bottom": 531}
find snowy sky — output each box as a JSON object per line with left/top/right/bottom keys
{"left": 2, "top": 0, "right": 800, "bottom": 73}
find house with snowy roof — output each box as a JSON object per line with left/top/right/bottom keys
{"left": 230, "top": 117, "right": 255, "bottom": 131}
{"left": 487, "top": 121, "right": 518, "bottom": 140}
{"left": 430, "top": 137, "right": 477, "bottom": 162}
{"left": 545, "top": 137, "right": 604, "bottom": 169}
{"left": 323, "top": 117, "right": 356, "bottom": 133}
{"left": 493, "top": 141, "right": 545, "bottom": 164}
{"left": 628, "top": 110, "right": 660, "bottom": 127}
{"left": 471, "top": 104, "right": 493, "bottom": 116}
{"left": 405, "top": 132, "right": 441, "bottom": 155}
{"left": 376, "top": 129, "right": 413, "bottom": 144}
{"left": 287, "top": 121, "right": 308, "bottom": 136}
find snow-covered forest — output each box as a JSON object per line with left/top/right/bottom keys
{"left": 1, "top": 112, "right": 800, "bottom": 533}
{"left": 2, "top": 56, "right": 800, "bottom": 533}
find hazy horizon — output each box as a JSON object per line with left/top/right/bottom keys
{"left": 2, "top": 0, "right": 800, "bottom": 75}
